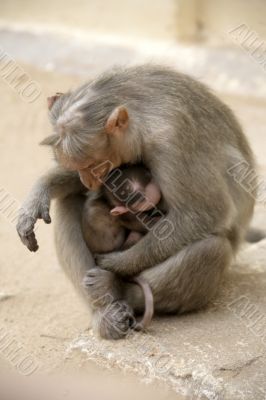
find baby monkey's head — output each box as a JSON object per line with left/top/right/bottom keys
{"left": 102, "top": 164, "right": 161, "bottom": 216}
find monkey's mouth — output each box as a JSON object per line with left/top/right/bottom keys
{"left": 79, "top": 173, "right": 103, "bottom": 191}
{"left": 77, "top": 161, "right": 112, "bottom": 190}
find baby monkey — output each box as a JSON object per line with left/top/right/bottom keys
{"left": 82, "top": 164, "right": 165, "bottom": 331}
{"left": 82, "top": 164, "right": 163, "bottom": 253}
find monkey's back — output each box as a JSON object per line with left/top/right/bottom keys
{"left": 75, "top": 65, "right": 256, "bottom": 245}
{"left": 90, "top": 65, "right": 253, "bottom": 161}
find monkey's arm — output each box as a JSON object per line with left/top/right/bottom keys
{"left": 96, "top": 164, "right": 235, "bottom": 277}
{"left": 17, "top": 166, "right": 85, "bottom": 251}
{"left": 97, "top": 204, "right": 231, "bottom": 276}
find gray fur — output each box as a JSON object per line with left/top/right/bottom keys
{"left": 17, "top": 65, "right": 256, "bottom": 339}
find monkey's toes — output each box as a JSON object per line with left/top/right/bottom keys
{"left": 83, "top": 268, "right": 118, "bottom": 307}
{"left": 83, "top": 267, "right": 114, "bottom": 286}
{"left": 95, "top": 301, "right": 135, "bottom": 340}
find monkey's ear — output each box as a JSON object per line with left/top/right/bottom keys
{"left": 105, "top": 106, "right": 129, "bottom": 135}
{"left": 40, "top": 134, "right": 60, "bottom": 146}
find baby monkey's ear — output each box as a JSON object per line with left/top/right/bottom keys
{"left": 47, "top": 92, "right": 64, "bottom": 110}
{"left": 105, "top": 106, "right": 129, "bottom": 135}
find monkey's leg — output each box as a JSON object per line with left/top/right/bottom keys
{"left": 123, "top": 235, "right": 233, "bottom": 314}
{"left": 55, "top": 194, "right": 135, "bottom": 339}
{"left": 55, "top": 194, "right": 122, "bottom": 306}
{"left": 92, "top": 235, "right": 232, "bottom": 340}
{"left": 54, "top": 194, "right": 95, "bottom": 299}
{"left": 83, "top": 266, "right": 136, "bottom": 339}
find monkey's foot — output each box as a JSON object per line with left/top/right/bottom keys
{"left": 83, "top": 267, "right": 121, "bottom": 308}
{"left": 93, "top": 301, "right": 135, "bottom": 340}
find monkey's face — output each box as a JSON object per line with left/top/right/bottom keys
{"left": 109, "top": 181, "right": 161, "bottom": 216}
{"left": 43, "top": 93, "right": 130, "bottom": 190}
{"left": 54, "top": 142, "right": 125, "bottom": 191}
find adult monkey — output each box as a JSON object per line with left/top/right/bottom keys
{"left": 17, "top": 65, "right": 256, "bottom": 339}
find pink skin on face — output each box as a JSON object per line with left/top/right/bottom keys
{"left": 136, "top": 181, "right": 161, "bottom": 211}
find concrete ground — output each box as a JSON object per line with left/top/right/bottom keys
{"left": 0, "top": 27, "right": 266, "bottom": 400}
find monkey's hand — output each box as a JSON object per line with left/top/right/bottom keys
{"left": 16, "top": 196, "right": 51, "bottom": 252}
{"left": 96, "top": 252, "right": 133, "bottom": 277}
{"left": 17, "top": 166, "right": 83, "bottom": 252}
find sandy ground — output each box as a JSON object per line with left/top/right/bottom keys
{"left": 0, "top": 67, "right": 87, "bottom": 369}
{"left": 0, "top": 64, "right": 182, "bottom": 399}
{"left": 0, "top": 60, "right": 266, "bottom": 399}
{"left": 0, "top": 3, "right": 266, "bottom": 398}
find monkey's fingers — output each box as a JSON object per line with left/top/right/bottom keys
{"left": 41, "top": 210, "right": 51, "bottom": 224}
{"left": 23, "top": 231, "right": 39, "bottom": 252}
{"left": 17, "top": 215, "right": 39, "bottom": 252}
{"left": 18, "top": 227, "right": 39, "bottom": 252}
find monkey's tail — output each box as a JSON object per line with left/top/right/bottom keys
{"left": 130, "top": 276, "right": 154, "bottom": 331}
{"left": 245, "top": 227, "right": 266, "bottom": 243}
